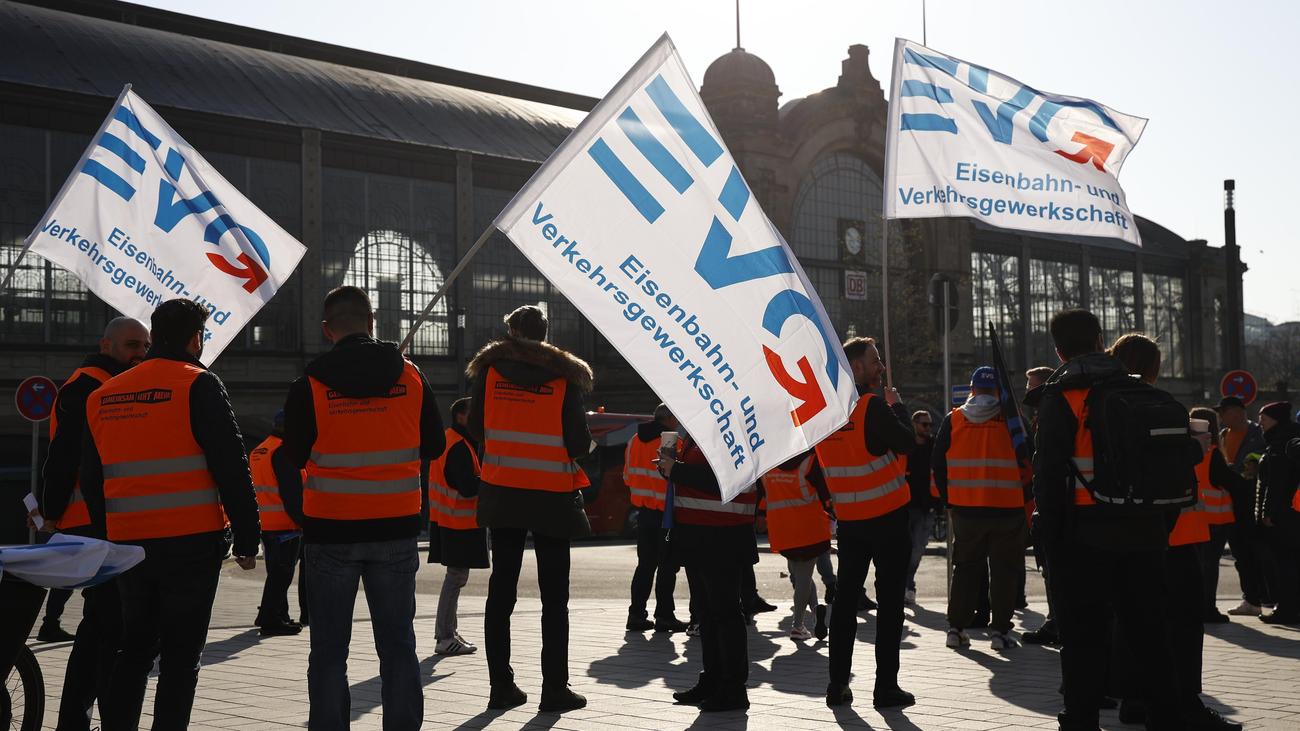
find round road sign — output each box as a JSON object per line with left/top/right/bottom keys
{"left": 1220, "top": 370, "right": 1258, "bottom": 406}
{"left": 15, "top": 375, "right": 58, "bottom": 422}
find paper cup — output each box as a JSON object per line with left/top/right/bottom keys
{"left": 659, "top": 431, "right": 679, "bottom": 452}
{"left": 1189, "top": 418, "right": 1210, "bottom": 434}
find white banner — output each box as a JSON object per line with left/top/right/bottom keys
{"left": 494, "top": 34, "right": 855, "bottom": 500}
{"left": 23, "top": 86, "right": 306, "bottom": 364}
{"left": 884, "top": 39, "right": 1147, "bottom": 245}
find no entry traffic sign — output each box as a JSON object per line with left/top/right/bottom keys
{"left": 15, "top": 375, "right": 58, "bottom": 422}
{"left": 1220, "top": 370, "right": 1258, "bottom": 406}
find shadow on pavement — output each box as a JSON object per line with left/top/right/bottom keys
{"left": 586, "top": 629, "right": 688, "bottom": 690}
{"left": 1204, "top": 618, "right": 1300, "bottom": 657}
{"left": 200, "top": 627, "right": 261, "bottom": 667}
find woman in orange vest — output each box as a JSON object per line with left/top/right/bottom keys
{"left": 248, "top": 410, "right": 307, "bottom": 637}
{"left": 467, "top": 305, "right": 593, "bottom": 714}
{"left": 760, "top": 452, "right": 833, "bottom": 641}
{"left": 660, "top": 431, "right": 759, "bottom": 712}
{"left": 427, "top": 396, "right": 489, "bottom": 656}
{"left": 1189, "top": 406, "right": 1248, "bottom": 624}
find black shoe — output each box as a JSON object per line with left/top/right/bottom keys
{"left": 1057, "top": 710, "right": 1100, "bottom": 730}
{"left": 487, "top": 684, "right": 528, "bottom": 710}
{"left": 1260, "top": 611, "right": 1300, "bottom": 625}
{"left": 1185, "top": 707, "right": 1242, "bottom": 731}
{"left": 858, "top": 594, "right": 877, "bottom": 612}
{"left": 258, "top": 621, "right": 303, "bottom": 637}
{"left": 1119, "top": 698, "right": 1147, "bottom": 724}
{"left": 752, "top": 597, "right": 778, "bottom": 613}
{"left": 626, "top": 616, "right": 655, "bottom": 632}
{"left": 36, "top": 623, "right": 75, "bottom": 643}
{"left": 826, "top": 683, "right": 853, "bottom": 707}
{"left": 699, "top": 686, "right": 749, "bottom": 712}
{"left": 654, "top": 616, "right": 689, "bottom": 633}
{"left": 673, "top": 676, "right": 714, "bottom": 705}
{"left": 873, "top": 684, "right": 915, "bottom": 709}
{"left": 969, "top": 613, "right": 990, "bottom": 629}
{"left": 538, "top": 687, "right": 586, "bottom": 713}
{"left": 1204, "top": 610, "right": 1231, "bottom": 624}
{"left": 814, "top": 604, "right": 828, "bottom": 640}
{"left": 1022, "top": 620, "right": 1060, "bottom": 646}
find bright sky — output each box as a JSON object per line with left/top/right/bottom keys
{"left": 137, "top": 0, "right": 1299, "bottom": 323}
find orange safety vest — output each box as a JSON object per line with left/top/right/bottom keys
{"left": 945, "top": 409, "right": 1024, "bottom": 509}
{"left": 250, "top": 435, "right": 299, "bottom": 532}
{"left": 1196, "top": 445, "right": 1234, "bottom": 526}
{"left": 1064, "top": 389, "right": 1098, "bottom": 507}
{"left": 303, "top": 362, "right": 424, "bottom": 521}
{"left": 428, "top": 428, "right": 481, "bottom": 530}
{"left": 48, "top": 365, "right": 113, "bottom": 531}
{"left": 760, "top": 455, "right": 831, "bottom": 552}
{"left": 814, "top": 393, "right": 910, "bottom": 521}
{"left": 624, "top": 434, "right": 668, "bottom": 511}
{"left": 86, "top": 359, "right": 226, "bottom": 541}
{"left": 480, "top": 367, "right": 585, "bottom": 492}
{"left": 1170, "top": 503, "right": 1211, "bottom": 546}
{"left": 1293, "top": 484, "right": 1300, "bottom": 513}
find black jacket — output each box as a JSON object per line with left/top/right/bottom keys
{"left": 905, "top": 435, "right": 937, "bottom": 512}
{"left": 40, "top": 353, "right": 128, "bottom": 525}
{"left": 668, "top": 443, "right": 759, "bottom": 567}
{"left": 274, "top": 333, "right": 445, "bottom": 544}
{"left": 1258, "top": 421, "right": 1300, "bottom": 523}
{"left": 1027, "top": 352, "right": 1178, "bottom": 552}
{"left": 466, "top": 336, "right": 593, "bottom": 539}
{"left": 863, "top": 391, "right": 916, "bottom": 458}
{"left": 80, "top": 346, "right": 261, "bottom": 558}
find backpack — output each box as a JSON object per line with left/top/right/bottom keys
{"left": 1070, "top": 373, "right": 1198, "bottom": 513}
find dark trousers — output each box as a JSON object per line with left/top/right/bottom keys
{"left": 105, "top": 540, "right": 223, "bottom": 731}
{"left": 1260, "top": 523, "right": 1300, "bottom": 614}
{"left": 1049, "top": 541, "right": 1180, "bottom": 724}
{"left": 629, "top": 509, "right": 677, "bottom": 620}
{"left": 1229, "top": 520, "right": 1271, "bottom": 605}
{"left": 829, "top": 509, "right": 909, "bottom": 688}
{"left": 1164, "top": 545, "right": 1204, "bottom": 703}
{"left": 306, "top": 538, "right": 421, "bottom": 731}
{"left": 0, "top": 579, "right": 45, "bottom": 678}
{"left": 1199, "top": 524, "right": 1230, "bottom": 614}
{"left": 485, "top": 528, "right": 571, "bottom": 690}
{"left": 44, "top": 587, "right": 73, "bottom": 624}
{"left": 948, "top": 512, "right": 1027, "bottom": 633}
{"left": 686, "top": 560, "right": 748, "bottom": 690}
{"left": 257, "top": 531, "right": 307, "bottom": 626}
{"left": 56, "top": 580, "right": 122, "bottom": 731}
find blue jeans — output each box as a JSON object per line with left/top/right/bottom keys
{"left": 906, "top": 507, "right": 935, "bottom": 592}
{"left": 305, "top": 539, "right": 421, "bottom": 731}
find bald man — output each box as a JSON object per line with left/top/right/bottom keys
{"left": 39, "top": 315, "right": 149, "bottom": 731}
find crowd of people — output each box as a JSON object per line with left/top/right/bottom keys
{"left": 6, "top": 291, "right": 1300, "bottom": 730}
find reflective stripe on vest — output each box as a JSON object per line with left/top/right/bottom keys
{"left": 49, "top": 366, "right": 113, "bottom": 531}
{"left": 87, "top": 359, "right": 226, "bottom": 541}
{"left": 946, "top": 409, "right": 1024, "bottom": 508}
{"left": 673, "top": 496, "right": 756, "bottom": 515}
{"left": 481, "top": 367, "right": 584, "bottom": 492}
{"left": 1064, "top": 390, "right": 1098, "bottom": 507}
{"left": 813, "top": 394, "right": 909, "bottom": 520}
{"left": 304, "top": 363, "right": 424, "bottom": 521}
{"left": 1196, "top": 446, "right": 1235, "bottom": 525}
{"left": 250, "top": 435, "right": 298, "bottom": 531}
{"left": 624, "top": 435, "right": 668, "bottom": 510}
{"left": 428, "top": 428, "right": 480, "bottom": 530}
{"left": 761, "top": 455, "right": 832, "bottom": 553}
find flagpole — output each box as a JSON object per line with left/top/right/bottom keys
{"left": 880, "top": 215, "right": 893, "bottom": 388}
{"left": 399, "top": 224, "right": 495, "bottom": 353}
{"left": 1, "top": 84, "right": 134, "bottom": 294}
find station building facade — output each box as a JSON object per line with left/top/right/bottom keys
{"left": 0, "top": 0, "right": 1239, "bottom": 459}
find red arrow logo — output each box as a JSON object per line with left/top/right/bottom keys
{"left": 763, "top": 345, "right": 827, "bottom": 426}
{"left": 207, "top": 252, "right": 268, "bottom": 293}
{"left": 1054, "top": 131, "right": 1115, "bottom": 172}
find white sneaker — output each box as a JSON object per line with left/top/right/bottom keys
{"left": 435, "top": 637, "right": 476, "bottom": 656}
{"left": 990, "top": 632, "right": 1018, "bottom": 651}
{"left": 945, "top": 628, "right": 970, "bottom": 648}
{"left": 790, "top": 625, "right": 813, "bottom": 641}
{"left": 1228, "top": 601, "right": 1262, "bottom": 616}
{"left": 904, "top": 589, "right": 917, "bottom": 606}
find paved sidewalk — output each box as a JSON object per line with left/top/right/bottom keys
{"left": 26, "top": 559, "right": 1300, "bottom": 730}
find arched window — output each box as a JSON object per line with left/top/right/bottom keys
{"left": 343, "top": 229, "right": 447, "bottom": 355}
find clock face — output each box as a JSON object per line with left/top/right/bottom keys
{"left": 845, "top": 226, "right": 862, "bottom": 255}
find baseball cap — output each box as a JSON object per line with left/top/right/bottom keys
{"left": 1215, "top": 396, "right": 1245, "bottom": 412}
{"left": 970, "top": 366, "right": 998, "bottom": 390}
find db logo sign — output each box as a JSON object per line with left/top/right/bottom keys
{"left": 845, "top": 271, "right": 867, "bottom": 301}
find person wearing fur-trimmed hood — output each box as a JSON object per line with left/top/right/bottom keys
{"left": 466, "top": 305, "right": 593, "bottom": 714}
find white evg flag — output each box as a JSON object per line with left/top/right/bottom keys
{"left": 493, "top": 34, "right": 856, "bottom": 500}
{"left": 20, "top": 86, "right": 306, "bottom": 364}
{"left": 884, "top": 39, "right": 1148, "bottom": 245}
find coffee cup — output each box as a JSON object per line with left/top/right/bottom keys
{"left": 1189, "top": 418, "right": 1210, "bottom": 434}
{"left": 659, "top": 431, "right": 679, "bottom": 453}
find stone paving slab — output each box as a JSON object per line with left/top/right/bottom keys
{"left": 24, "top": 558, "right": 1300, "bottom": 730}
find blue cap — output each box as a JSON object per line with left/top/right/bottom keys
{"left": 970, "top": 366, "right": 998, "bottom": 390}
